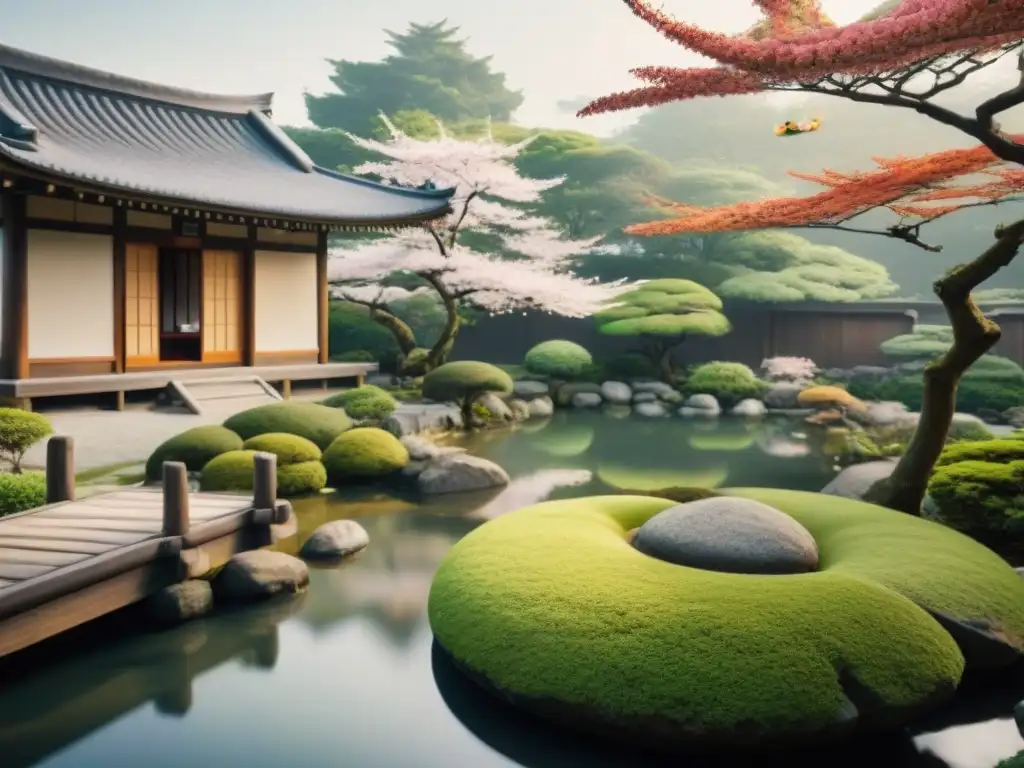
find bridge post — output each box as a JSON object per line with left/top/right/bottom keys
{"left": 162, "top": 461, "right": 190, "bottom": 536}
{"left": 253, "top": 452, "right": 277, "bottom": 510}
{"left": 45, "top": 435, "right": 75, "bottom": 503}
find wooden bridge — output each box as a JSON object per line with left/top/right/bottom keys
{"left": 0, "top": 437, "right": 292, "bottom": 658}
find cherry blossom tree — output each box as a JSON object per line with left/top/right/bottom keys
{"left": 328, "top": 115, "right": 625, "bottom": 374}
{"left": 578, "top": 0, "right": 1024, "bottom": 516}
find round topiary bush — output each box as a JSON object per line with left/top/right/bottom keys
{"left": 223, "top": 402, "right": 352, "bottom": 450}
{"left": 146, "top": 425, "right": 244, "bottom": 481}
{"left": 321, "top": 385, "right": 397, "bottom": 421}
{"left": 0, "top": 408, "right": 53, "bottom": 472}
{"left": 524, "top": 340, "right": 594, "bottom": 380}
{"left": 683, "top": 362, "right": 767, "bottom": 408}
{"left": 277, "top": 461, "right": 328, "bottom": 496}
{"left": 199, "top": 450, "right": 258, "bottom": 492}
{"left": 242, "top": 433, "right": 321, "bottom": 465}
{"left": 0, "top": 471, "right": 46, "bottom": 516}
{"left": 421, "top": 361, "right": 513, "bottom": 425}
{"left": 322, "top": 427, "right": 410, "bottom": 483}
{"left": 428, "top": 488, "right": 1024, "bottom": 750}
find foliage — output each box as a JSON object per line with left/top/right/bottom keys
{"left": 322, "top": 427, "right": 410, "bottom": 483}
{"left": 761, "top": 356, "right": 817, "bottom": 384}
{"left": 223, "top": 402, "right": 352, "bottom": 451}
{"left": 997, "top": 749, "right": 1024, "bottom": 768}
{"left": 936, "top": 437, "right": 1024, "bottom": 468}
{"left": 602, "top": 352, "right": 657, "bottom": 380}
{"left": 0, "top": 471, "right": 46, "bottom": 516}
{"left": 199, "top": 450, "right": 259, "bottom": 493}
{"left": 846, "top": 374, "right": 1024, "bottom": 416}
{"left": 421, "top": 361, "right": 514, "bottom": 404}
{"left": 928, "top": 458, "right": 1024, "bottom": 540}
{"left": 328, "top": 297, "right": 449, "bottom": 372}
{"left": 241, "top": 433, "right": 322, "bottom": 465}
{"left": 145, "top": 425, "right": 243, "bottom": 481}
{"left": 305, "top": 21, "right": 522, "bottom": 135}
{"left": 429, "top": 489, "right": 1024, "bottom": 745}
{"left": 523, "top": 340, "right": 594, "bottom": 380}
{"left": 321, "top": 385, "right": 398, "bottom": 421}
{"left": 0, "top": 408, "right": 52, "bottom": 473}
{"left": 335, "top": 349, "right": 376, "bottom": 363}
{"left": 277, "top": 461, "right": 328, "bottom": 497}
{"left": 682, "top": 362, "right": 767, "bottom": 408}
{"left": 881, "top": 325, "right": 956, "bottom": 359}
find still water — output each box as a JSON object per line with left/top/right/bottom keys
{"left": 2, "top": 413, "right": 1023, "bottom": 768}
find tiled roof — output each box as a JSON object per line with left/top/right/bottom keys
{"left": 0, "top": 44, "right": 453, "bottom": 225}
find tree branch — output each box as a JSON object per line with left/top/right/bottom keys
{"left": 976, "top": 51, "right": 1024, "bottom": 131}
{"left": 447, "top": 189, "right": 479, "bottom": 247}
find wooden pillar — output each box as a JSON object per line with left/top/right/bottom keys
{"left": 162, "top": 462, "right": 190, "bottom": 535}
{"left": 316, "top": 231, "right": 328, "bottom": 364}
{"left": 2, "top": 191, "right": 28, "bottom": 380}
{"left": 45, "top": 435, "right": 75, "bottom": 503}
{"left": 253, "top": 452, "right": 276, "bottom": 510}
{"left": 243, "top": 225, "right": 256, "bottom": 367}
{"left": 112, "top": 208, "right": 126, "bottom": 373}
{"left": 281, "top": 378, "right": 291, "bottom": 399}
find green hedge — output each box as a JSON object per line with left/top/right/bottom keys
{"left": 0, "top": 408, "right": 53, "bottom": 472}
{"left": 847, "top": 374, "right": 1024, "bottom": 415}
{"left": 199, "top": 450, "right": 326, "bottom": 497}
{"left": 524, "top": 340, "right": 594, "bottom": 380}
{"left": 322, "top": 427, "right": 409, "bottom": 483}
{"left": 242, "top": 433, "right": 321, "bottom": 465}
{"left": 145, "top": 425, "right": 244, "bottom": 481}
{"left": 223, "top": 402, "right": 352, "bottom": 450}
{"left": 682, "top": 362, "right": 768, "bottom": 408}
{"left": 0, "top": 471, "right": 46, "bottom": 516}
{"left": 321, "top": 385, "right": 397, "bottom": 420}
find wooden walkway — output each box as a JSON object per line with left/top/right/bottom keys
{"left": 0, "top": 437, "right": 291, "bottom": 658}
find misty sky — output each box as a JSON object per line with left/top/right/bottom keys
{"left": 0, "top": 0, "right": 889, "bottom": 133}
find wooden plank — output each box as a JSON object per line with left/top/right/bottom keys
{"left": 0, "top": 563, "right": 54, "bottom": 580}
{"left": 7, "top": 517, "right": 164, "bottom": 534}
{"left": 0, "top": 523, "right": 152, "bottom": 545}
{"left": 0, "top": 547, "right": 89, "bottom": 567}
{"left": 0, "top": 536, "right": 118, "bottom": 555}
{"left": 0, "top": 579, "right": 14, "bottom": 589}
{"left": 36, "top": 506, "right": 235, "bottom": 523}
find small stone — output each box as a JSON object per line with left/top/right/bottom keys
{"left": 555, "top": 382, "right": 602, "bottom": 406}
{"left": 144, "top": 580, "right": 213, "bottom": 625}
{"left": 635, "top": 401, "right": 667, "bottom": 418}
{"left": 300, "top": 520, "right": 369, "bottom": 561}
{"left": 418, "top": 454, "right": 510, "bottom": 495}
{"left": 528, "top": 396, "right": 554, "bottom": 418}
{"left": 731, "top": 399, "right": 766, "bottom": 418}
{"left": 632, "top": 497, "right": 819, "bottom": 575}
{"left": 213, "top": 550, "right": 309, "bottom": 603}
{"left": 683, "top": 394, "right": 720, "bottom": 412}
{"left": 401, "top": 435, "right": 440, "bottom": 461}
{"left": 507, "top": 398, "right": 532, "bottom": 421}
{"left": 571, "top": 392, "right": 602, "bottom": 408}
{"left": 821, "top": 460, "right": 898, "bottom": 500}
{"left": 631, "top": 381, "right": 676, "bottom": 397}
{"left": 477, "top": 392, "right": 513, "bottom": 421}
{"left": 764, "top": 382, "right": 803, "bottom": 409}
{"left": 513, "top": 380, "right": 549, "bottom": 399}
{"left": 600, "top": 381, "right": 632, "bottom": 405}
{"left": 633, "top": 392, "right": 657, "bottom": 403}
{"left": 863, "top": 401, "right": 913, "bottom": 427}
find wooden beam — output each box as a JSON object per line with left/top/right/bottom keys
{"left": 243, "top": 225, "right": 257, "bottom": 367}
{"left": 316, "top": 231, "right": 328, "bottom": 364}
{"left": 3, "top": 192, "right": 29, "bottom": 380}
{"left": 112, "top": 208, "right": 126, "bottom": 373}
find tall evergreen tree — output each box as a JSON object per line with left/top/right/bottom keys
{"left": 305, "top": 20, "right": 523, "bottom": 134}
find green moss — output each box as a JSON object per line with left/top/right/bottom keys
{"left": 596, "top": 464, "right": 729, "bottom": 490}
{"left": 430, "top": 489, "right": 1024, "bottom": 741}
{"left": 928, "top": 460, "right": 1024, "bottom": 536}
{"left": 242, "top": 433, "right": 321, "bottom": 465}
{"left": 0, "top": 471, "right": 46, "bottom": 516}
{"left": 421, "top": 361, "right": 513, "bottom": 404}
{"left": 524, "top": 340, "right": 593, "bottom": 380}
{"left": 223, "top": 402, "right": 352, "bottom": 450}
{"left": 199, "top": 450, "right": 258, "bottom": 492}
{"left": 145, "top": 425, "right": 243, "bottom": 481}
{"left": 683, "top": 362, "right": 768, "bottom": 408}
{"left": 322, "top": 427, "right": 409, "bottom": 483}
{"left": 847, "top": 374, "right": 1024, "bottom": 415}
{"left": 936, "top": 438, "right": 1024, "bottom": 467}
{"left": 321, "top": 385, "right": 398, "bottom": 420}
{"left": 277, "top": 460, "right": 328, "bottom": 497}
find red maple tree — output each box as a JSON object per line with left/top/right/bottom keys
{"left": 580, "top": 0, "right": 1024, "bottom": 516}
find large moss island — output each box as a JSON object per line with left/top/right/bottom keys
{"left": 427, "top": 489, "right": 1024, "bottom": 750}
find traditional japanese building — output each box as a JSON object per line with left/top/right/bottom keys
{"left": 0, "top": 43, "right": 453, "bottom": 409}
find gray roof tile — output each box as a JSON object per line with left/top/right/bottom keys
{"left": 0, "top": 44, "right": 453, "bottom": 225}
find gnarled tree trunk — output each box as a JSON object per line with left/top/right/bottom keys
{"left": 870, "top": 219, "right": 1024, "bottom": 515}
{"left": 423, "top": 273, "right": 461, "bottom": 373}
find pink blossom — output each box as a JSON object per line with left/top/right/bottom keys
{"left": 761, "top": 356, "right": 818, "bottom": 383}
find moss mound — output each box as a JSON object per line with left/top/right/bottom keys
{"left": 321, "top": 385, "right": 397, "bottom": 421}
{"left": 322, "top": 427, "right": 409, "bottom": 483}
{"left": 683, "top": 362, "right": 767, "bottom": 408}
{"left": 145, "top": 425, "right": 243, "bottom": 481}
{"left": 277, "top": 461, "right": 327, "bottom": 497}
{"left": 429, "top": 489, "right": 1024, "bottom": 748}
{"left": 223, "top": 402, "right": 352, "bottom": 450}
{"left": 242, "top": 433, "right": 321, "bottom": 465}
{"left": 422, "top": 361, "right": 513, "bottom": 403}
{"left": 0, "top": 471, "right": 46, "bottom": 516}
{"left": 199, "top": 450, "right": 258, "bottom": 492}
{"left": 524, "top": 340, "right": 594, "bottom": 380}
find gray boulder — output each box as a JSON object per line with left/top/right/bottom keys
{"left": 764, "top": 382, "right": 803, "bottom": 409}
{"left": 507, "top": 398, "right": 532, "bottom": 421}
{"left": 635, "top": 401, "right": 668, "bottom": 418}
{"left": 418, "top": 454, "right": 510, "bottom": 495}
{"left": 382, "top": 404, "right": 463, "bottom": 436}
{"left": 300, "top": 520, "right": 370, "bottom": 561}
{"left": 213, "top": 551, "right": 309, "bottom": 603}
{"left": 821, "top": 459, "right": 898, "bottom": 500}
{"left": 555, "top": 382, "right": 602, "bottom": 406}
{"left": 144, "top": 580, "right": 213, "bottom": 625}
{"left": 528, "top": 396, "right": 554, "bottom": 418}
{"left": 731, "top": 399, "right": 767, "bottom": 418}
{"left": 678, "top": 394, "right": 721, "bottom": 417}
{"left": 400, "top": 435, "right": 440, "bottom": 461}
{"left": 477, "top": 392, "right": 513, "bottom": 421}
{"left": 633, "top": 392, "right": 658, "bottom": 403}
{"left": 632, "top": 497, "right": 819, "bottom": 575}
{"left": 632, "top": 381, "right": 676, "bottom": 398}
{"left": 864, "top": 401, "right": 913, "bottom": 427}
{"left": 513, "top": 380, "right": 549, "bottom": 399}
{"left": 600, "top": 381, "right": 632, "bottom": 405}
{"left": 571, "top": 392, "right": 603, "bottom": 408}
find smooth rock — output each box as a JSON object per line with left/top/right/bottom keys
{"left": 633, "top": 392, "right": 658, "bottom": 403}
{"left": 400, "top": 435, "right": 440, "bottom": 461}
{"left": 507, "top": 398, "right": 532, "bottom": 421}
{"left": 418, "top": 454, "right": 510, "bottom": 495}
{"left": 678, "top": 406, "right": 720, "bottom": 418}
{"left": 764, "top": 382, "right": 803, "bottom": 409}
{"left": 213, "top": 550, "right": 309, "bottom": 602}
{"left": 513, "top": 380, "right": 550, "bottom": 399}
{"left": 659, "top": 390, "right": 683, "bottom": 404}
{"left": 631, "top": 381, "right": 676, "bottom": 398}
{"left": 402, "top": 459, "right": 429, "bottom": 477}
{"left": 820, "top": 459, "right": 898, "bottom": 500}
{"left": 571, "top": 392, "right": 602, "bottom": 408}
{"left": 683, "top": 394, "right": 720, "bottom": 412}
{"left": 555, "top": 382, "right": 602, "bottom": 406}
{"left": 300, "top": 520, "right": 370, "bottom": 561}
{"left": 632, "top": 497, "right": 819, "bottom": 575}
{"left": 144, "top": 580, "right": 213, "bottom": 625}
{"left": 600, "top": 381, "right": 632, "bottom": 405}
{"left": 863, "top": 401, "right": 913, "bottom": 427}
{"left": 382, "top": 404, "right": 463, "bottom": 436}
{"left": 477, "top": 392, "right": 513, "bottom": 421}
{"left": 635, "top": 401, "right": 667, "bottom": 418}
{"left": 528, "top": 396, "right": 554, "bottom": 418}
{"left": 731, "top": 399, "right": 766, "bottom": 418}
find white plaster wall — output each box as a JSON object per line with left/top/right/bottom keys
{"left": 27, "top": 230, "right": 114, "bottom": 358}
{"left": 253, "top": 250, "right": 318, "bottom": 352}
{"left": 0, "top": 224, "right": 5, "bottom": 357}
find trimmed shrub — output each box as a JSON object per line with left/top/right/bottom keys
{"left": 0, "top": 408, "right": 53, "bottom": 472}
{"left": 321, "top": 385, "right": 397, "bottom": 421}
{"left": 949, "top": 419, "right": 994, "bottom": 443}
{"left": 422, "top": 361, "right": 513, "bottom": 423}
{"left": 524, "top": 340, "right": 594, "bottom": 380}
{"left": 846, "top": 374, "right": 1024, "bottom": 415}
{"left": 336, "top": 349, "right": 375, "bottom": 363}
{"left": 278, "top": 461, "right": 328, "bottom": 496}
{"left": 682, "top": 362, "right": 768, "bottom": 408}
{"left": 322, "top": 427, "right": 409, "bottom": 483}
{"left": 928, "top": 459, "right": 1024, "bottom": 539}
{"left": 242, "top": 433, "right": 321, "bottom": 465}
{"left": 145, "top": 425, "right": 243, "bottom": 481}
{"left": 199, "top": 450, "right": 258, "bottom": 492}
{"left": 0, "top": 471, "right": 46, "bottom": 516}
{"left": 223, "top": 402, "right": 352, "bottom": 450}
{"left": 936, "top": 438, "right": 1024, "bottom": 468}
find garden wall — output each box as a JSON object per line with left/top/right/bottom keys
{"left": 452, "top": 301, "right": 917, "bottom": 369}
{"left": 993, "top": 310, "right": 1024, "bottom": 365}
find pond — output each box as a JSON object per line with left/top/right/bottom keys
{"left": 2, "top": 413, "right": 1023, "bottom": 768}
